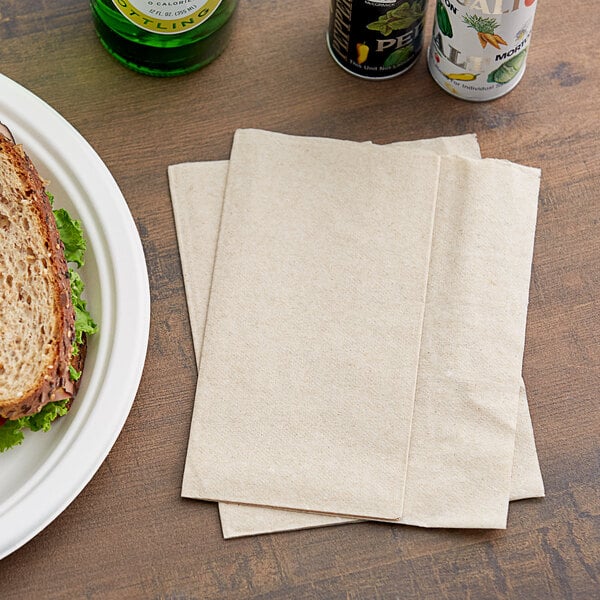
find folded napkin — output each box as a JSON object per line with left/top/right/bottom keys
{"left": 400, "top": 155, "right": 541, "bottom": 528}
{"left": 180, "top": 129, "right": 442, "bottom": 520}
{"left": 169, "top": 130, "right": 544, "bottom": 536}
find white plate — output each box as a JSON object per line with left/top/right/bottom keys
{"left": 0, "top": 74, "right": 150, "bottom": 559}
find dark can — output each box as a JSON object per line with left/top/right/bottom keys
{"left": 327, "top": 0, "right": 427, "bottom": 79}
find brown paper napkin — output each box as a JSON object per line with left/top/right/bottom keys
{"left": 218, "top": 154, "right": 544, "bottom": 537}
{"left": 400, "top": 156, "right": 541, "bottom": 528}
{"left": 179, "top": 129, "right": 441, "bottom": 520}
{"left": 169, "top": 131, "right": 544, "bottom": 535}
{"left": 217, "top": 385, "right": 543, "bottom": 538}
{"left": 169, "top": 135, "right": 483, "bottom": 358}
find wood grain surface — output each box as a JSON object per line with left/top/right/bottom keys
{"left": 1, "top": 1, "right": 598, "bottom": 598}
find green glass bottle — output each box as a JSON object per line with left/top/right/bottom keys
{"left": 90, "top": 0, "right": 238, "bottom": 76}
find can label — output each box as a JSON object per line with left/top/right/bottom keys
{"left": 328, "top": 0, "right": 427, "bottom": 79}
{"left": 427, "top": 0, "right": 537, "bottom": 101}
{"left": 112, "top": 0, "right": 223, "bottom": 35}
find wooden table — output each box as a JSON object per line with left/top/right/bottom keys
{"left": 1, "top": 1, "right": 598, "bottom": 597}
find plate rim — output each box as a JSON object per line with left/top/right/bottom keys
{"left": 0, "top": 74, "right": 150, "bottom": 560}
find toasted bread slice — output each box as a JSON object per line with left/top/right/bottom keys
{"left": 0, "top": 134, "right": 79, "bottom": 419}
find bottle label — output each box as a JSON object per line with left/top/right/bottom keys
{"left": 327, "top": 0, "right": 427, "bottom": 80}
{"left": 112, "top": 0, "right": 223, "bottom": 34}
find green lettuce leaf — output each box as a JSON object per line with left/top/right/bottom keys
{"left": 0, "top": 419, "right": 26, "bottom": 452}
{"left": 26, "top": 399, "right": 70, "bottom": 432}
{"left": 52, "top": 204, "right": 97, "bottom": 345}
{"left": 53, "top": 207, "right": 86, "bottom": 267}
{"left": 69, "top": 365, "right": 82, "bottom": 381}
{"left": 0, "top": 197, "right": 97, "bottom": 453}
{"left": 0, "top": 400, "right": 71, "bottom": 452}
{"left": 69, "top": 268, "right": 98, "bottom": 347}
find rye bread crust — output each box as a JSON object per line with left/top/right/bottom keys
{"left": 0, "top": 133, "right": 85, "bottom": 420}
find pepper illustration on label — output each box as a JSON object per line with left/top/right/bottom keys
{"left": 443, "top": 72, "right": 478, "bottom": 81}
{"left": 436, "top": 0, "right": 453, "bottom": 38}
{"left": 356, "top": 43, "right": 370, "bottom": 64}
{"left": 384, "top": 45, "right": 414, "bottom": 68}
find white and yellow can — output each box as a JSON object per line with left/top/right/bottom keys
{"left": 427, "top": 0, "right": 538, "bottom": 101}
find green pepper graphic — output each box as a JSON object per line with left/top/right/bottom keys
{"left": 436, "top": 0, "right": 453, "bottom": 38}
{"left": 383, "top": 45, "right": 413, "bottom": 67}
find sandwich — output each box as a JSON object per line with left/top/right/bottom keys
{"left": 0, "top": 126, "right": 97, "bottom": 452}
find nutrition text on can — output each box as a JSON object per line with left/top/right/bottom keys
{"left": 328, "top": 0, "right": 427, "bottom": 80}
{"left": 428, "top": 0, "right": 538, "bottom": 101}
